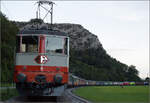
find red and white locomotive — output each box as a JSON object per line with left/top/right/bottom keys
{"left": 13, "top": 24, "right": 69, "bottom": 96}
{"left": 13, "top": 1, "right": 69, "bottom": 96}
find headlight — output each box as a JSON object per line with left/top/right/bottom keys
{"left": 54, "top": 74, "right": 62, "bottom": 84}
{"left": 17, "top": 73, "right": 26, "bottom": 82}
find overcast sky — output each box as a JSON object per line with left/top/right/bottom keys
{"left": 1, "top": 1, "right": 149, "bottom": 79}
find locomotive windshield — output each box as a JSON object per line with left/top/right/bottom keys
{"left": 45, "top": 36, "right": 68, "bottom": 55}
{"left": 16, "top": 36, "right": 38, "bottom": 53}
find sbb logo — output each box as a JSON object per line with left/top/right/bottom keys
{"left": 34, "top": 55, "right": 49, "bottom": 64}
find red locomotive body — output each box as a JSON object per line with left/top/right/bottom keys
{"left": 13, "top": 28, "right": 69, "bottom": 96}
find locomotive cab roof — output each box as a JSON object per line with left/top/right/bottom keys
{"left": 18, "top": 23, "right": 67, "bottom": 37}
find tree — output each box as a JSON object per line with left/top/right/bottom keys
{"left": 145, "top": 77, "right": 149, "bottom": 82}
{"left": 128, "top": 65, "right": 139, "bottom": 75}
{"left": 1, "top": 12, "right": 18, "bottom": 82}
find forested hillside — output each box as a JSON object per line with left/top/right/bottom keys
{"left": 1, "top": 12, "right": 141, "bottom": 82}
{"left": 1, "top": 12, "right": 18, "bottom": 82}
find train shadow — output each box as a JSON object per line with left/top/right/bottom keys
{"left": 27, "top": 96, "right": 58, "bottom": 102}
{"left": 13, "top": 96, "right": 59, "bottom": 102}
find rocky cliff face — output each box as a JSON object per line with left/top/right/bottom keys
{"left": 53, "top": 23, "right": 102, "bottom": 50}
{"left": 15, "top": 22, "right": 103, "bottom": 50}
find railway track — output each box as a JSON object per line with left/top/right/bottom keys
{"left": 4, "top": 88, "right": 91, "bottom": 103}
{"left": 65, "top": 88, "right": 91, "bottom": 103}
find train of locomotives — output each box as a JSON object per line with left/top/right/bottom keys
{"left": 68, "top": 74, "right": 149, "bottom": 87}
{"left": 13, "top": 23, "right": 148, "bottom": 96}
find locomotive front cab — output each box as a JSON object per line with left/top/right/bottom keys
{"left": 16, "top": 36, "right": 39, "bottom": 53}
{"left": 14, "top": 30, "right": 69, "bottom": 96}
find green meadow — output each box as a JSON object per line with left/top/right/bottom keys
{"left": 73, "top": 86, "right": 149, "bottom": 103}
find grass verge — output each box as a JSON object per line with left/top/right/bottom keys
{"left": 0, "top": 88, "right": 19, "bottom": 101}
{"left": 0, "top": 83, "right": 15, "bottom": 87}
{"left": 73, "top": 86, "right": 149, "bottom": 103}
